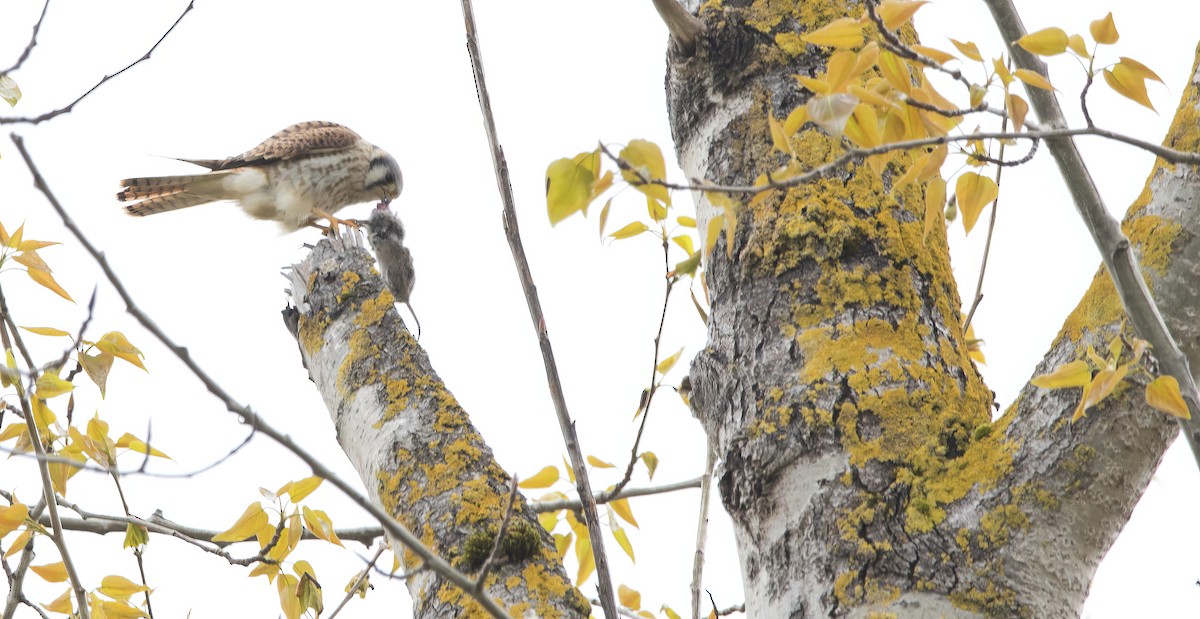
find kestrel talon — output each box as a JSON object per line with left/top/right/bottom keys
{"left": 117, "top": 121, "right": 402, "bottom": 232}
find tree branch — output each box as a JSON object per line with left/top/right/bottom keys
{"left": 458, "top": 2, "right": 618, "bottom": 617}
{"left": 650, "top": 0, "right": 704, "bottom": 55}
{"left": 0, "top": 1, "right": 193, "bottom": 125}
{"left": 1, "top": 0, "right": 52, "bottom": 75}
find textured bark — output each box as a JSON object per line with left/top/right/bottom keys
{"left": 670, "top": 2, "right": 1200, "bottom": 617}
{"left": 285, "top": 235, "right": 587, "bottom": 619}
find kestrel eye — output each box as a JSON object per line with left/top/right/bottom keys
{"left": 385, "top": 172, "right": 396, "bottom": 185}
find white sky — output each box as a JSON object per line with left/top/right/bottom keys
{"left": 0, "top": 0, "right": 1197, "bottom": 617}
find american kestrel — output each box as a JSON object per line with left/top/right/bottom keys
{"left": 365, "top": 204, "right": 421, "bottom": 338}
{"left": 117, "top": 121, "right": 402, "bottom": 232}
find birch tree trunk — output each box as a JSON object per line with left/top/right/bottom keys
{"left": 669, "top": 2, "right": 1200, "bottom": 616}
{"left": 285, "top": 236, "right": 587, "bottom": 618}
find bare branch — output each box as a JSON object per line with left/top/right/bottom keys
{"left": 0, "top": 1, "right": 193, "bottom": 125}
{"left": 651, "top": 0, "right": 704, "bottom": 55}
{"left": 690, "top": 446, "right": 716, "bottom": 619}
{"left": 327, "top": 543, "right": 386, "bottom": 619}
{"left": 9, "top": 133, "right": 512, "bottom": 619}
{"left": 1, "top": 0, "right": 52, "bottom": 75}
{"left": 531, "top": 477, "right": 702, "bottom": 512}
{"left": 458, "top": 2, "right": 617, "bottom": 616}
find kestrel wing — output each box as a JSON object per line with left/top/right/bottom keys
{"left": 179, "top": 121, "right": 362, "bottom": 171}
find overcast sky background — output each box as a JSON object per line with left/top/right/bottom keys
{"left": 1, "top": 0, "right": 1198, "bottom": 617}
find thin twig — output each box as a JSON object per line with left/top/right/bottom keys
{"left": 458, "top": 2, "right": 618, "bottom": 617}
{"left": 327, "top": 543, "right": 386, "bottom": 619}
{"left": 532, "top": 477, "right": 702, "bottom": 513}
{"left": 605, "top": 236, "right": 677, "bottom": 500}
{"left": 474, "top": 476, "right": 520, "bottom": 589}
{"left": 690, "top": 445, "right": 716, "bottom": 619}
{"left": 963, "top": 114, "right": 1010, "bottom": 331}
{"left": 1, "top": 0, "right": 52, "bottom": 75}
{"left": 9, "top": 133, "right": 512, "bottom": 619}
{"left": 863, "top": 0, "right": 971, "bottom": 88}
{"left": 0, "top": 1, "right": 193, "bottom": 125}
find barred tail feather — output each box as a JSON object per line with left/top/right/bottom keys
{"left": 117, "top": 172, "right": 234, "bottom": 217}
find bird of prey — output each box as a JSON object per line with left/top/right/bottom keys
{"left": 365, "top": 204, "right": 421, "bottom": 338}
{"left": 117, "top": 121, "right": 402, "bottom": 232}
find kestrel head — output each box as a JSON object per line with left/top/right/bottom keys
{"left": 364, "top": 147, "right": 403, "bottom": 205}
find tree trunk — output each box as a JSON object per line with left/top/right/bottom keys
{"left": 285, "top": 236, "right": 587, "bottom": 618}
{"left": 671, "top": 2, "right": 1200, "bottom": 616}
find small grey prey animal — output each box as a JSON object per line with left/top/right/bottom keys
{"left": 365, "top": 204, "right": 420, "bottom": 338}
{"left": 117, "top": 121, "right": 402, "bottom": 232}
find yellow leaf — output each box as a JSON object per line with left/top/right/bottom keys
{"left": 677, "top": 215, "right": 696, "bottom": 228}
{"left": 878, "top": 0, "right": 928, "bottom": 30}
{"left": 17, "top": 239, "right": 59, "bottom": 252}
{"left": 95, "top": 332, "right": 145, "bottom": 371}
{"left": 5, "top": 529, "right": 31, "bottom": 558}
{"left": 0, "top": 502, "right": 28, "bottom": 537}
{"left": 794, "top": 75, "right": 831, "bottom": 95}
{"left": 647, "top": 196, "right": 667, "bottom": 222}
{"left": 281, "top": 476, "right": 323, "bottom": 503}
{"left": 849, "top": 43, "right": 880, "bottom": 84}
{"left": 519, "top": 465, "right": 559, "bottom": 489}
{"left": 1007, "top": 94, "right": 1029, "bottom": 130}
{"left": 877, "top": 51, "right": 912, "bottom": 94}
{"left": 115, "top": 432, "right": 171, "bottom": 459}
{"left": 704, "top": 215, "right": 724, "bottom": 256}
{"left": 0, "top": 421, "right": 27, "bottom": 444}
{"left": 672, "top": 234, "right": 695, "bottom": 255}
{"left": 948, "top": 39, "right": 982, "bottom": 62}
{"left": 613, "top": 526, "right": 635, "bottom": 561}
{"left": 923, "top": 177, "right": 946, "bottom": 243}
{"left": 249, "top": 562, "right": 281, "bottom": 580}
{"left": 800, "top": 17, "right": 864, "bottom": 49}
{"left": 35, "top": 372, "right": 74, "bottom": 399}
{"left": 42, "top": 589, "right": 74, "bottom": 614}
{"left": 722, "top": 196, "right": 738, "bottom": 257}
{"left": 27, "top": 267, "right": 73, "bottom": 302}
{"left": 641, "top": 452, "right": 659, "bottom": 480}
{"left": 662, "top": 606, "right": 683, "bottom": 619}
{"left": 587, "top": 455, "right": 615, "bottom": 469}
{"left": 656, "top": 347, "right": 684, "bottom": 376}
{"left": 546, "top": 158, "right": 595, "bottom": 226}
{"left": 824, "top": 50, "right": 859, "bottom": 93}
{"left": 1032, "top": 359, "right": 1092, "bottom": 389}
{"left": 610, "top": 497, "right": 639, "bottom": 528}
{"left": 99, "top": 575, "right": 151, "bottom": 601}
{"left": 1146, "top": 375, "right": 1190, "bottom": 419}
{"left": 597, "top": 198, "right": 613, "bottom": 238}
{"left": 99, "top": 600, "right": 149, "bottom": 619}
{"left": 911, "top": 44, "right": 957, "bottom": 64}
{"left": 1080, "top": 365, "right": 1128, "bottom": 415}
{"left": 554, "top": 532, "right": 572, "bottom": 558}
{"left": 31, "top": 561, "right": 68, "bottom": 583}
{"left": 212, "top": 503, "right": 269, "bottom": 543}
{"left": 1117, "top": 57, "right": 1164, "bottom": 83}
{"left": 538, "top": 510, "right": 558, "bottom": 532}
{"left": 1017, "top": 27, "right": 1069, "bottom": 56}
{"left": 609, "top": 221, "right": 649, "bottom": 240}
{"left": 618, "top": 584, "right": 642, "bottom": 611}
{"left": 21, "top": 326, "right": 71, "bottom": 337}
{"left": 574, "top": 533, "right": 595, "bottom": 584}
{"left": 301, "top": 506, "right": 343, "bottom": 547}
{"left": 619, "top": 140, "right": 671, "bottom": 206}
{"left": 296, "top": 571, "right": 323, "bottom": 616}
{"left": 276, "top": 573, "right": 302, "bottom": 619}
{"left": 844, "top": 104, "right": 881, "bottom": 148}
{"left": 768, "top": 113, "right": 793, "bottom": 155}
{"left": 1103, "top": 66, "right": 1154, "bottom": 111}
{"left": 1089, "top": 12, "right": 1119, "bottom": 45}
{"left": 955, "top": 172, "right": 999, "bottom": 234}
{"left": 1068, "top": 34, "right": 1090, "bottom": 57}
{"left": 123, "top": 523, "right": 149, "bottom": 549}
{"left": 1, "top": 348, "right": 15, "bottom": 388}
{"left": 1013, "top": 68, "right": 1054, "bottom": 91}
{"left": 49, "top": 441, "right": 84, "bottom": 496}
{"left": 79, "top": 351, "right": 114, "bottom": 398}
{"left": 993, "top": 57, "right": 1013, "bottom": 87}
{"left": 7, "top": 223, "right": 23, "bottom": 249}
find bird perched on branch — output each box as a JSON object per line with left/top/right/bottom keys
{"left": 117, "top": 121, "right": 402, "bottom": 232}
{"left": 365, "top": 204, "right": 421, "bottom": 338}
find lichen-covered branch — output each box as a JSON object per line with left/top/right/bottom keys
{"left": 285, "top": 236, "right": 588, "bottom": 618}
